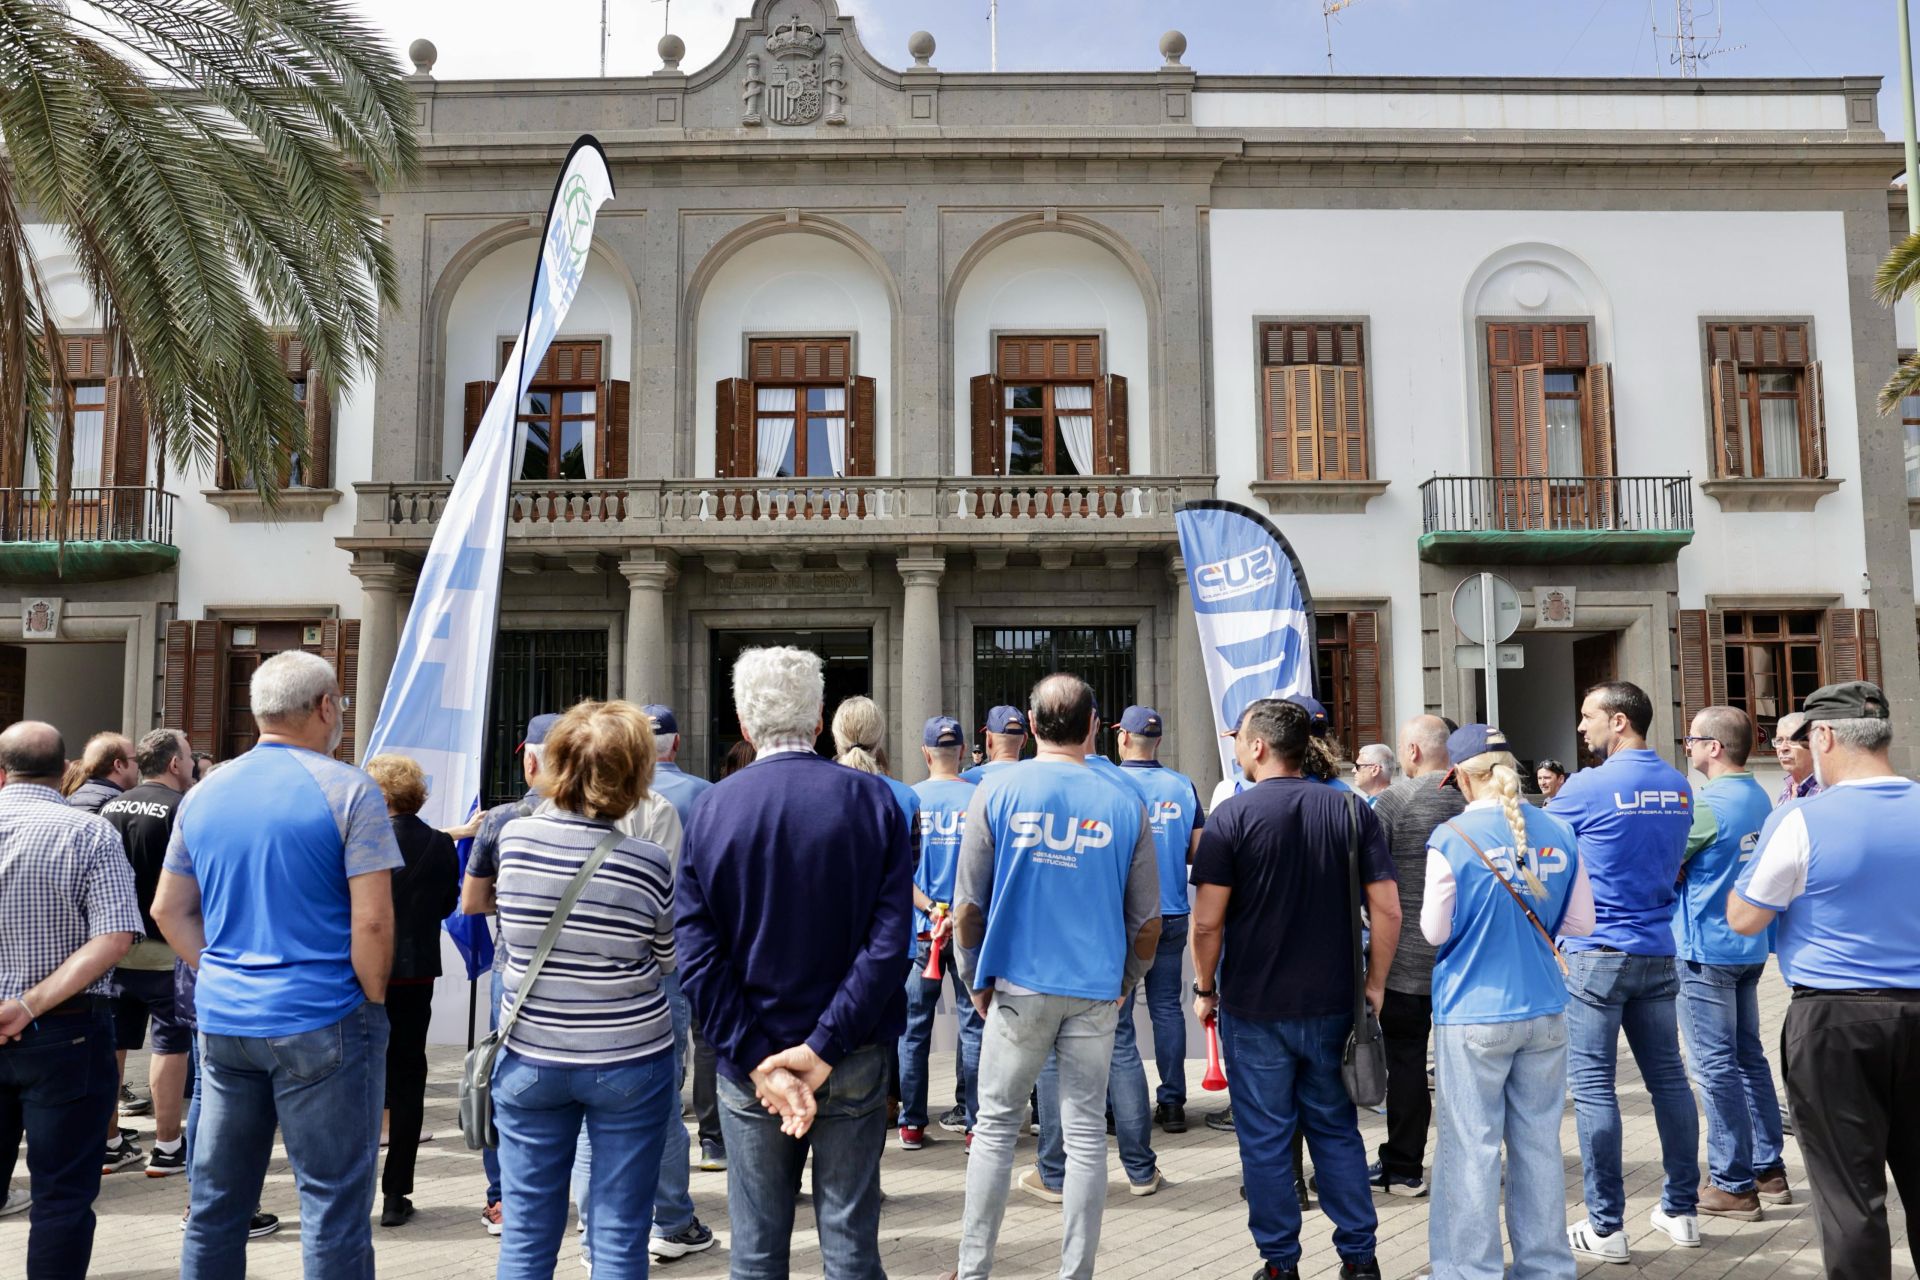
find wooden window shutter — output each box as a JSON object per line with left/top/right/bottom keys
{"left": 304, "top": 375, "right": 332, "bottom": 488}
{"left": 1348, "top": 611, "right": 1384, "bottom": 750}
{"left": 1826, "top": 609, "right": 1882, "bottom": 686}
{"left": 1583, "top": 364, "right": 1617, "bottom": 478}
{"left": 715, "top": 378, "right": 755, "bottom": 478}
{"left": 1709, "top": 359, "right": 1743, "bottom": 477}
{"left": 321, "top": 619, "right": 360, "bottom": 762}
{"left": 1676, "top": 609, "right": 1728, "bottom": 736}
{"left": 1093, "top": 373, "right": 1129, "bottom": 475}
{"left": 1336, "top": 366, "right": 1367, "bottom": 480}
{"left": 1806, "top": 361, "right": 1828, "bottom": 478}
{"left": 164, "top": 621, "right": 192, "bottom": 735}
{"left": 102, "top": 376, "right": 147, "bottom": 488}
{"left": 1518, "top": 364, "right": 1548, "bottom": 525}
{"left": 597, "top": 380, "right": 630, "bottom": 479}
{"left": 1089, "top": 376, "right": 1109, "bottom": 475}
{"left": 175, "top": 620, "right": 224, "bottom": 754}
{"left": 462, "top": 381, "right": 495, "bottom": 456}
{"left": 969, "top": 374, "right": 1002, "bottom": 475}
{"left": 1287, "top": 366, "right": 1318, "bottom": 479}
{"left": 1490, "top": 367, "right": 1522, "bottom": 476}
{"left": 847, "top": 375, "right": 877, "bottom": 476}
{"left": 1262, "top": 368, "right": 1291, "bottom": 480}
{"left": 61, "top": 335, "right": 109, "bottom": 380}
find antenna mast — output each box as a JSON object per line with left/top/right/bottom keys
{"left": 1323, "top": 0, "right": 1362, "bottom": 73}
{"left": 989, "top": 0, "right": 998, "bottom": 72}
{"left": 600, "top": 0, "right": 608, "bottom": 76}
{"left": 1652, "top": 0, "right": 1742, "bottom": 78}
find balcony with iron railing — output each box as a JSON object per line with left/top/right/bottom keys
{"left": 347, "top": 475, "right": 1217, "bottom": 553}
{"left": 1418, "top": 475, "right": 1694, "bottom": 565}
{"left": 0, "top": 486, "right": 180, "bottom": 582}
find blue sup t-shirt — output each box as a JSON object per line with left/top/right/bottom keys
{"left": 164, "top": 743, "right": 403, "bottom": 1037}
{"left": 1548, "top": 748, "right": 1692, "bottom": 955}
{"left": 1673, "top": 773, "right": 1773, "bottom": 966}
{"left": 972, "top": 760, "right": 1149, "bottom": 1001}
{"left": 911, "top": 777, "right": 975, "bottom": 937}
{"left": 961, "top": 759, "right": 1020, "bottom": 785}
{"left": 1121, "top": 760, "right": 1205, "bottom": 916}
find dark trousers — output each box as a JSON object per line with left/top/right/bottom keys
{"left": 1782, "top": 990, "right": 1920, "bottom": 1280}
{"left": 1378, "top": 989, "right": 1433, "bottom": 1178}
{"left": 381, "top": 982, "right": 435, "bottom": 1200}
{"left": 0, "top": 1004, "right": 117, "bottom": 1279}
{"left": 691, "top": 1021, "right": 722, "bottom": 1147}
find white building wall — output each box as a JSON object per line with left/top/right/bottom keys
{"left": 949, "top": 230, "right": 1153, "bottom": 474}
{"left": 1191, "top": 90, "right": 1850, "bottom": 133}
{"left": 1210, "top": 208, "right": 1871, "bottom": 723}
{"left": 693, "top": 232, "right": 893, "bottom": 475}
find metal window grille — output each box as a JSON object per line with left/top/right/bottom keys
{"left": 484, "top": 630, "right": 608, "bottom": 807}
{"left": 971, "top": 626, "right": 1137, "bottom": 762}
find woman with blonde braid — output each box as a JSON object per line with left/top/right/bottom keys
{"left": 1420, "top": 726, "right": 1595, "bottom": 1280}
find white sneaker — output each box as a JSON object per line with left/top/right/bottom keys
{"left": 1649, "top": 1207, "right": 1702, "bottom": 1248}
{"left": 1568, "top": 1220, "right": 1630, "bottom": 1264}
{"left": 0, "top": 1188, "right": 29, "bottom": 1218}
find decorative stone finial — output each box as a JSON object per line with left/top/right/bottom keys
{"left": 408, "top": 38, "right": 438, "bottom": 77}
{"left": 1159, "top": 30, "right": 1187, "bottom": 67}
{"left": 907, "top": 30, "right": 936, "bottom": 67}
{"left": 658, "top": 33, "right": 685, "bottom": 70}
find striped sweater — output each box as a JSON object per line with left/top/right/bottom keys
{"left": 495, "top": 810, "right": 675, "bottom": 1067}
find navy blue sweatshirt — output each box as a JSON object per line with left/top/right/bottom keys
{"left": 676, "top": 751, "right": 913, "bottom": 1083}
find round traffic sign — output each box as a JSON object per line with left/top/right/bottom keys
{"left": 1451, "top": 573, "right": 1522, "bottom": 645}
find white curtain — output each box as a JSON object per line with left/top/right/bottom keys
{"left": 1054, "top": 383, "right": 1095, "bottom": 476}
{"left": 1545, "top": 399, "right": 1582, "bottom": 478}
{"left": 1759, "top": 399, "right": 1802, "bottom": 478}
{"left": 820, "top": 385, "right": 848, "bottom": 477}
{"left": 755, "top": 387, "right": 796, "bottom": 478}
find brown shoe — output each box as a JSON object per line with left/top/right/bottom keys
{"left": 1699, "top": 1185, "right": 1763, "bottom": 1221}
{"left": 1756, "top": 1171, "right": 1793, "bottom": 1205}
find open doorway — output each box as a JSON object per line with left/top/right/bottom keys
{"left": 708, "top": 629, "right": 872, "bottom": 776}
{"left": 1480, "top": 630, "right": 1616, "bottom": 784}
{"left": 18, "top": 641, "right": 125, "bottom": 748}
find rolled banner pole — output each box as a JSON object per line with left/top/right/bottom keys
{"left": 1202, "top": 1019, "right": 1228, "bottom": 1091}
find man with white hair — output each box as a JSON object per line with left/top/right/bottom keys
{"left": 678, "top": 646, "right": 913, "bottom": 1278}
{"left": 1731, "top": 682, "right": 1920, "bottom": 1279}
{"left": 1353, "top": 744, "right": 1397, "bottom": 802}
{"left": 1772, "top": 710, "right": 1820, "bottom": 806}
{"left": 152, "top": 650, "right": 401, "bottom": 1280}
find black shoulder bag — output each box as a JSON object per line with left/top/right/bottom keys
{"left": 1339, "top": 791, "right": 1389, "bottom": 1108}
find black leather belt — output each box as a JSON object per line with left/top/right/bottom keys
{"left": 1791, "top": 986, "right": 1920, "bottom": 998}
{"left": 33, "top": 995, "right": 112, "bottom": 1019}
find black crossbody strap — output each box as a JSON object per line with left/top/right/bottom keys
{"left": 497, "top": 828, "right": 623, "bottom": 1042}
{"left": 1345, "top": 791, "right": 1364, "bottom": 1028}
{"left": 1442, "top": 820, "right": 1568, "bottom": 976}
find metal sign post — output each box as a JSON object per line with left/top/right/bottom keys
{"left": 1450, "top": 572, "right": 1522, "bottom": 728}
{"left": 1481, "top": 571, "right": 1500, "bottom": 727}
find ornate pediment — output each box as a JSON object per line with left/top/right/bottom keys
{"left": 681, "top": 0, "right": 896, "bottom": 131}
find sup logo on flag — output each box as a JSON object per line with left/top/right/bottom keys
{"left": 1174, "top": 500, "right": 1319, "bottom": 784}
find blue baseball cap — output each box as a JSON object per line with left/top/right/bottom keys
{"left": 1285, "top": 693, "right": 1331, "bottom": 738}
{"left": 522, "top": 713, "right": 561, "bottom": 750}
{"left": 923, "top": 716, "right": 965, "bottom": 748}
{"left": 641, "top": 704, "right": 678, "bottom": 736}
{"left": 1118, "top": 705, "right": 1163, "bottom": 737}
{"left": 985, "top": 706, "right": 1029, "bottom": 735}
{"left": 1440, "top": 724, "right": 1510, "bottom": 788}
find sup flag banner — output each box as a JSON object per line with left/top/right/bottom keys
{"left": 1173, "top": 500, "right": 1318, "bottom": 784}
{"left": 361, "top": 136, "right": 615, "bottom": 834}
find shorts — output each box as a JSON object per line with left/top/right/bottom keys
{"left": 111, "top": 967, "right": 192, "bottom": 1055}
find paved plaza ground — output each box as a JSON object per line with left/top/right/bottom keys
{"left": 6, "top": 966, "right": 1908, "bottom": 1280}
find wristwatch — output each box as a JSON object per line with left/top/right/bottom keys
{"left": 1191, "top": 983, "right": 1216, "bottom": 998}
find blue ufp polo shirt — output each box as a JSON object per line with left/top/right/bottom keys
{"left": 973, "top": 760, "right": 1147, "bottom": 1001}
{"left": 1673, "top": 772, "right": 1774, "bottom": 967}
{"left": 1548, "top": 748, "right": 1692, "bottom": 955}
{"left": 911, "top": 776, "right": 976, "bottom": 938}
{"left": 1429, "top": 802, "right": 1583, "bottom": 1024}
{"left": 1121, "top": 760, "right": 1204, "bottom": 916}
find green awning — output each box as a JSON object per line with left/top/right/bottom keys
{"left": 1417, "top": 528, "right": 1693, "bottom": 566}
{"left": 0, "top": 541, "right": 180, "bottom": 583}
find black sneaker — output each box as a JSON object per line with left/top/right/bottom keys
{"left": 650, "top": 1217, "right": 717, "bottom": 1260}
{"left": 1155, "top": 1102, "right": 1188, "bottom": 1134}
{"left": 937, "top": 1105, "right": 969, "bottom": 1133}
{"left": 1366, "top": 1160, "right": 1427, "bottom": 1198}
{"left": 249, "top": 1211, "right": 281, "bottom": 1239}
{"left": 121, "top": 1083, "right": 153, "bottom": 1116}
{"left": 1340, "top": 1260, "right": 1382, "bottom": 1280}
{"left": 1253, "top": 1265, "right": 1300, "bottom": 1280}
{"left": 380, "top": 1196, "right": 415, "bottom": 1227}
{"left": 102, "top": 1138, "right": 144, "bottom": 1174}
{"left": 145, "top": 1143, "right": 187, "bottom": 1178}
{"left": 1205, "top": 1107, "right": 1235, "bottom": 1132}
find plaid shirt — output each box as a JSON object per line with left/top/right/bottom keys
{"left": 0, "top": 783, "right": 143, "bottom": 1003}
{"left": 1779, "top": 773, "right": 1821, "bottom": 806}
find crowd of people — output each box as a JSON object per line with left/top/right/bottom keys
{"left": 0, "top": 643, "right": 1915, "bottom": 1280}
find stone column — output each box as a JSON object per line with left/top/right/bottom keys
{"left": 1167, "top": 555, "right": 1220, "bottom": 799}
{"left": 620, "top": 557, "right": 678, "bottom": 706}
{"left": 349, "top": 560, "right": 407, "bottom": 758}
{"left": 897, "top": 554, "right": 947, "bottom": 784}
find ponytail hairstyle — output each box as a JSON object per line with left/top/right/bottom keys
{"left": 832, "top": 695, "right": 892, "bottom": 777}
{"left": 1455, "top": 749, "right": 1548, "bottom": 899}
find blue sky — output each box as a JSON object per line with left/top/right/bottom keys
{"left": 372, "top": 1, "right": 1909, "bottom": 123}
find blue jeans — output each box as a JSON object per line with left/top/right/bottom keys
{"left": 1220, "top": 1010, "right": 1378, "bottom": 1269}
{"left": 1144, "top": 914, "right": 1190, "bottom": 1106}
{"left": 1430, "top": 1015, "right": 1574, "bottom": 1280}
{"left": 495, "top": 1046, "right": 675, "bottom": 1280}
{"left": 1036, "top": 989, "right": 1157, "bottom": 1186}
{"left": 718, "top": 1042, "right": 888, "bottom": 1280}
{"left": 898, "top": 939, "right": 983, "bottom": 1130}
{"left": 0, "top": 1003, "right": 116, "bottom": 1280}
{"left": 185, "top": 1002, "right": 388, "bottom": 1280}
{"left": 485, "top": 964, "right": 504, "bottom": 1205}
{"left": 1564, "top": 950, "right": 1700, "bottom": 1233}
{"left": 1677, "top": 961, "right": 1785, "bottom": 1193}
{"left": 573, "top": 973, "right": 695, "bottom": 1244}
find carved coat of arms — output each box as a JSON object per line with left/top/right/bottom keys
{"left": 744, "top": 16, "right": 827, "bottom": 126}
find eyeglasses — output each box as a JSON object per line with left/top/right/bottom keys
{"left": 1681, "top": 736, "right": 1722, "bottom": 747}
